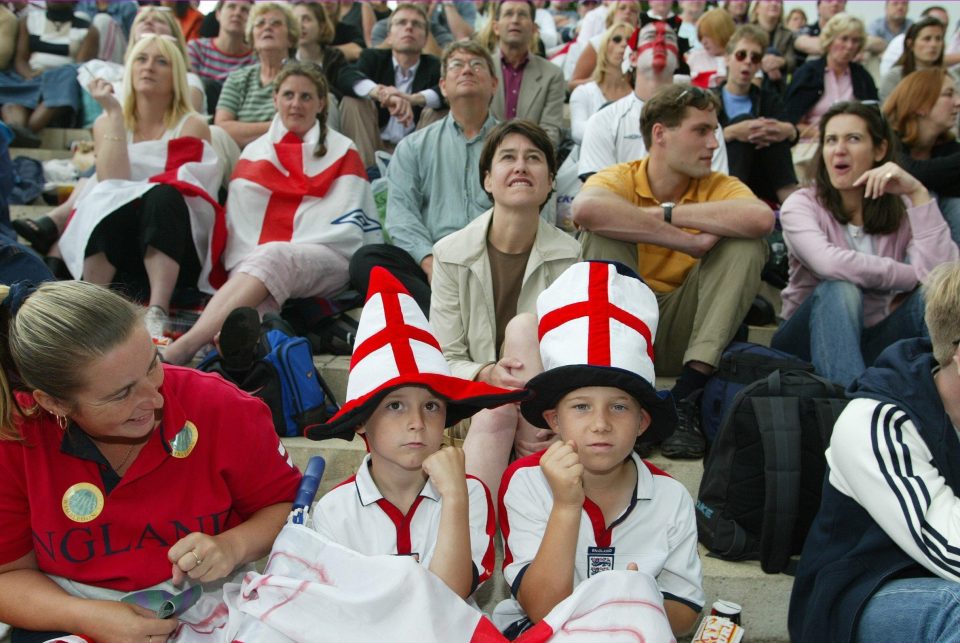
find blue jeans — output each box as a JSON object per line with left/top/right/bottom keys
{"left": 935, "top": 194, "right": 960, "bottom": 246}
{"left": 856, "top": 577, "right": 960, "bottom": 642}
{"left": 0, "top": 236, "right": 54, "bottom": 284}
{"left": 771, "top": 280, "right": 926, "bottom": 387}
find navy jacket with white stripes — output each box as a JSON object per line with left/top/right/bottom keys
{"left": 788, "top": 338, "right": 960, "bottom": 643}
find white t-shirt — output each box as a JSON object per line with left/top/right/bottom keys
{"left": 578, "top": 91, "right": 729, "bottom": 177}
{"left": 569, "top": 81, "right": 607, "bottom": 144}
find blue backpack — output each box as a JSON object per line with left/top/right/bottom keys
{"left": 700, "top": 342, "right": 813, "bottom": 444}
{"left": 199, "top": 328, "right": 339, "bottom": 437}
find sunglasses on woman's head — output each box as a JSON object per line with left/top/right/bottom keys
{"left": 733, "top": 50, "right": 763, "bottom": 64}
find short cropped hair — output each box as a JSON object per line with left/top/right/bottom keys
{"left": 924, "top": 261, "right": 960, "bottom": 367}
{"left": 391, "top": 3, "right": 430, "bottom": 28}
{"left": 640, "top": 84, "right": 721, "bottom": 148}
{"left": 440, "top": 39, "right": 497, "bottom": 76}
{"left": 727, "top": 24, "right": 769, "bottom": 54}
{"left": 478, "top": 119, "right": 557, "bottom": 208}
{"left": 820, "top": 13, "right": 865, "bottom": 55}
{"left": 494, "top": 0, "right": 535, "bottom": 20}
{"left": 246, "top": 2, "right": 299, "bottom": 56}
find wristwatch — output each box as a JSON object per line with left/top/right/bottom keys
{"left": 661, "top": 202, "right": 675, "bottom": 224}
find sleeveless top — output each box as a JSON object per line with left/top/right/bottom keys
{"left": 125, "top": 113, "right": 197, "bottom": 144}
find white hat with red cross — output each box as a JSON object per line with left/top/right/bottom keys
{"left": 521, "top": 261, "right": 677, "bottom": 443}
{"left": 306, "top": 267, "right": 527, "bottom": 441}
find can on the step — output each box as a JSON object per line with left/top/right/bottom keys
{"left": 711, "top": 600, "right": 742, "bottom": 625}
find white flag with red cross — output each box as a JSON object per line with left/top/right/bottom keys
{"left": 161, "top": 524, "right": 675, "bottom": 643}
{"left": 222, "top": 116, "right": 381, "bottom": 279}
{"left": 58, "top": 135, "right": 224, "bottom": 292}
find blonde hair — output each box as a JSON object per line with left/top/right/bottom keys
{"left": 0, "top": 282, "right": 142, "bottom": 441}
{"left": 593, "top": 22, "right": 633, "bottom": 84}
{"left": 247, "top": 2, "right": 299, "bottom": 56}
{"left": 127, "top": 6, "right": 189, "bottom": 65}
{"left": 122, "top": 34, "right": 195, "bottom": 132}
{"left": 698, "top": 8, "right": 737, "bottom": 48}
{"left": 820, "top": 12, "right": 865, "bottom": 55}
{"left": 924, "top": 261, "right": 960, "bottom": 367}
{"left": 605, "top": 1, "right": 642, "bottom": 28}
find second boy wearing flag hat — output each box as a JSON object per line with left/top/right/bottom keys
{"left": 497, "top": 261, "right": 703, "bottom": 637}
{"left": 307, "top": 266, "right": 526, "bottom": 598}
{"left": 521, "top": 260, "right": 677, "bottom": 446}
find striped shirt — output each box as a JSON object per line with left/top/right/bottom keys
{"left": 217, "top": 64, "right": 275, "bottom": 122}
{"left": 828, "top": 397, "right": 960, "bottom": 582}
{"left": 187, "top": 37, "right": 254, "bottom": 83}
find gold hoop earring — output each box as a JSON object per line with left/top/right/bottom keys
{"left": 56, "top": 415, "right": 67, "bottom": 431}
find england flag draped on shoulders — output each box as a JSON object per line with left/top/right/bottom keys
{"left": 222, "top": 115, "right": 382, "bottom": 280}
{"left": 58, "top": 132, "right": 224, "bottom": 291}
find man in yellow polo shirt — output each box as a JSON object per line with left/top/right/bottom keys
{"left": 572, "top": 84, "right": 774, "bottom": 459}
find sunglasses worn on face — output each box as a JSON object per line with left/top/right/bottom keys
{"left": 734, "top": 50, "right": 763, "bottom": 64}
{"left": 611, "top": 35, "right": 625, "bottom": 44}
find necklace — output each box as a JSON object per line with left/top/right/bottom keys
{"left": 112, "top": 442, "right": 137, "bottom": 474}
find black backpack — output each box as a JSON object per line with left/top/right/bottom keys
{"left": 695, "top": 369, "right": 849, "bottom": 574}
{"left": 700, "top": 342, "right": 813, "bottom": 444}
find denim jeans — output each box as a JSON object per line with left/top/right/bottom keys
{"left": 936, "top": 194, "right": 960, "bottom": 246}
{"left": 771, "top": 280, "right": 927, "bottom": 387}
{"left": 0, "top": 236, "right": 54, "bottom": 284}
{"left": 856, "top": 577, "right": 960, "bottom": 642}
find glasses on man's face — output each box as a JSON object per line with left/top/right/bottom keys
{"left": 447, "top": 58, "right": 488, "bottom": 74}
{"left": 733, "top": 49, "right": 763, "bottom": 64}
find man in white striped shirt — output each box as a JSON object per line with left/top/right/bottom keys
{"left": 790, "top": 260, "right": 960, "bottom": 643}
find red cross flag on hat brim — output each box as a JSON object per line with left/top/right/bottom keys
{"left": 520, "top": 261, "right": 678, "bottom": 445}
{"left": 305, "top": 267, "right": 528, "bottom": 441}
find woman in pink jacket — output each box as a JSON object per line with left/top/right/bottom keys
{"left": 771, "top": 100, "right": 958, "bottom": 386}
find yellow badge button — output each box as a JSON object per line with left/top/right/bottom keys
{"left": 169, "top": 421, "right": 199, "bottom": 458}
{"left": 62, "top": 482, "right": 104, "bottom": 523}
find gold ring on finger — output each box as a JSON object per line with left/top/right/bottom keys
{"left": 191, "top": 550, "right": 203, "bottom": 567}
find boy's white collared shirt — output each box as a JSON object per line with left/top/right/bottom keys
{"left": 497, "top": 451, "right": 705, "bottom": 626}
{"left": 312, "top": 454, "right": 496, "bottom": 587}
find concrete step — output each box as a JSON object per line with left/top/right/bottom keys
{"left": 39, "top": 127, "right": 92, "bottom": 150}
{"left": 9, "top": 147, "right": 71, "bottom": 161}
{"left": 10, "top": 204, "right": 48, "bottom": 221}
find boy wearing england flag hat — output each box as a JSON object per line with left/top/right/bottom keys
{"left": 305, "top": 267, "right": 525, "bottom": 598}
{"left": 496, "top": 261, "right": 705, "bottom": 637}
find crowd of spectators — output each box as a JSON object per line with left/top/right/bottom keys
{"left": 0, "top": 1, "right": 959, "bottom": 640}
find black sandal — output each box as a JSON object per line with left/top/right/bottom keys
{"left": 12, "top": 216, "right": 59, "bottom": 255}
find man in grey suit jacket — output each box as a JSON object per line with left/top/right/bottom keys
{"left": 489, "top": 0, "right": 565, "bottom": 146}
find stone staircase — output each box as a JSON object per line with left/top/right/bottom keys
{"left": 5, "top": 129, "right": 792, "bottom": 641}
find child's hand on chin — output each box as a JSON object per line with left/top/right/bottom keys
{"left": 540, "top": 440, "right": 585, "bottom": 509}
{"left": 423, "top": 446, "right": 468, "bottom": 500}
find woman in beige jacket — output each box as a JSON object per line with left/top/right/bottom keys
{"left": 430, "top": 120, "right": 581, "bottom": 500}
